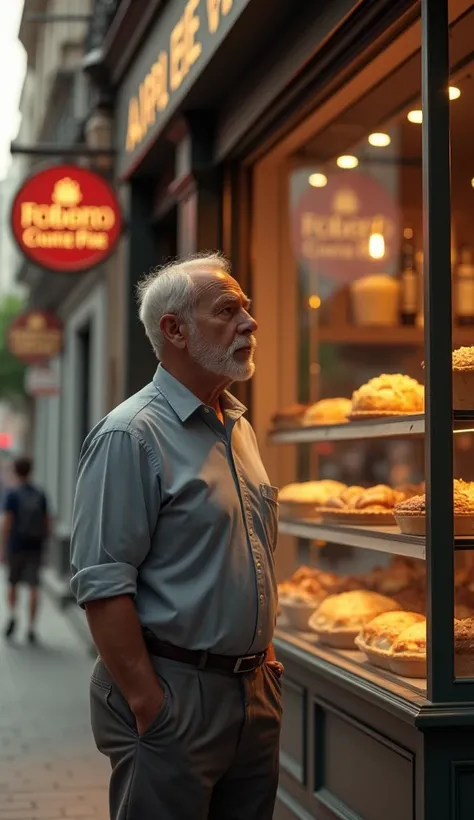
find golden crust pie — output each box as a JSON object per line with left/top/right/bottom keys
{"left": 302, "top": 398, "right": 352, "bottom": 426}
{"left": 351, "top": 373, "right": 424, "bottom": 414}
{"left": 279, "top": 480, "right": 347, "bottom": 506}
{"left": 355, "top": 611, "right": 425, "bottom": 670}
{"left": 271, "top": 404, "right": 307, "bottom": 429}
{"left": 308, "top": 590, "right": 400, "bottom": 648}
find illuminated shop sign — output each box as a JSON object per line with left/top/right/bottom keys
{"left": 118, "top": 0, "right": 249, "bottom": 176}
{"left": 7, "top": 311, "right": 63, "bottom": 366}
{"left": 292, "top": 172, "right": 400, "bottom": 283}
{"left": 11, "top": 165, "right": 122, "bottom": 273}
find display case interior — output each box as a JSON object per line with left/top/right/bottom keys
{"left": 268, "top": 27, "right": 474, "bottom": 700}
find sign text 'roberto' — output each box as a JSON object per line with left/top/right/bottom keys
{"left": 11, "top": 164, "right": 122, "bottom": 273}
{"left": 126, "top": 0, "right": 233, "bottom": 154}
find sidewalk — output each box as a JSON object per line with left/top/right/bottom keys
{"left": 0, "top": 580, "right": 109, "bottom": 820}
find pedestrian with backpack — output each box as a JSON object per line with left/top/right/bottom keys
{"left": 1, "top": 457, "right": 50, "bottom": 643}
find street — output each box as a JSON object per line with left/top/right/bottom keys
{"left": 0, "top": 580, "right": 109, "bottom": 820}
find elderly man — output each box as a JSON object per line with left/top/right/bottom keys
{"left": 70, "top": 253, "right": 282, "bottom": 820}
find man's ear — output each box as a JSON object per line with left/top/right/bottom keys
{"left": 160, "top": 314, "right": 187, "bottom": 349}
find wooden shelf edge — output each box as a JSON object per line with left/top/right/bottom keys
{"left": 279, "top": 519, "right": 474, "bottom": 557}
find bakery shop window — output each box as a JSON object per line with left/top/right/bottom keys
{"left": 261, "top": 5, "right": 474, "bottom": 695}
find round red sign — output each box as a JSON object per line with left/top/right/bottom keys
{"left": 7, "top": 310, "right": 63, "bottom": 365}
{"left": 11, "top": 164, "right": 122, "bottom": 273}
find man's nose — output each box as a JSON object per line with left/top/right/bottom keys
{"left": 238, "top": 313, "right": 258, "bottom": 334}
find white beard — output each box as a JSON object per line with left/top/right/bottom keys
{"left": 187, "top": 324, "right": 256, "bottom": 381}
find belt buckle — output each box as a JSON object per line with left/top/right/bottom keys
{"left": 233, "top": 654, "right": 259, "bottom": 674}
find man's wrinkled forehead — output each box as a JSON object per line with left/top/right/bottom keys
{"left": 191, "top": 269, "right": 247, "bottom": 306}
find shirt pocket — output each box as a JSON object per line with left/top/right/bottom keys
{"left": 260, "top": 483, "right": 279, "bottom": 551}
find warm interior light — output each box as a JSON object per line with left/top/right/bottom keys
{"left": 449, "top": 86, "right": 461, "bottom": 100}
{"left": 336, "top": 155, "right": 359, "bottom": 169}
{"left": 368, "top": 132, "right": 391, "bottom": 147}
{"left": 471, "top": 178, "right": 474, "bottom": 188}
{"left": 309, "top": 172, "right": 327, "bottom": 188}
{"left": 407, "top": 110, "right": 423, "bottom": 124}
{"left": 308, "top": 295, "right": 321, "bottom": 310}
{"left": 368, "top": 233, "right": 386, "bottom": 260}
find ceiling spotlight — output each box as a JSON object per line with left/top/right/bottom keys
{"left": 368, "top": 132, "right": 391, "bottom": 147}
{"left": 336, "top": 155, "right": 359, "bottom": 169}
{"left": 309, "top": 173, "right": 328, "bottom": 188}
{"left": 449, "top": 86, "right": 461, "bottom": 100}
{"left": 407, "top": 110, "right": 423, "bottom": 124}
{"left": 308, "top": 295, "right": 321, "bottom": 310}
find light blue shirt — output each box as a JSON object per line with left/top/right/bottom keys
{"left": 70, "top": 365, "right": 279, "bottom": 655}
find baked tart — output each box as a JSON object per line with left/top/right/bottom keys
{"left": 308, "top": 590, "right": 400, "bottom": 648}
{"left": 349, "top": 373, "right": 424, "bottom": 419}
{"left": 271, "top": 404, "right": 307, "bottom": 429}
{"left": 454, "top": 617, "right": 474, "bottom": 677}
{"left": 321, "top": 484, "right": 405, "bottom": 526}
{"left": 278, "top": 567, "right": 340, "bottom": 630}
{"left": 452, "top": 346, "right": 474, "bottom": 410}
{"left": 389, "top": 621, "right": 427, "bottom": 678}
{"left": 302, "top": 398, "right": 352, "bottom": 426}
{"left": 279, "top": 480, "right": 346, "bottom": 519}
{"left": 355, "top": 611, "right": 425, "bottom": 670}
{"left": 394, "top": 479, "right": 474, "bottom": 536}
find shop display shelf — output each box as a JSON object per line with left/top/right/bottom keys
{"left": 269, "top": 410, "right": 474, "bottom": 444}
{"left": 278, "top": 518, "right": 474, "bottom": 559}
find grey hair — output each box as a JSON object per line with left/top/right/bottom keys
{"left": 136, "top": 252, "right": 231, "bottom": 358}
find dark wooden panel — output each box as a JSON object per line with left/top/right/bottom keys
{"left": 280, "top": 678, "right": 307, "bottom": 784}
{"left": 314, "top": 700, "right": 415, "bottom": 820}
{"left": 275, "top": 787, "right": 315, "bottom": 820}
{"left": 452, "top": 763, "right": 474, "bottom": 820}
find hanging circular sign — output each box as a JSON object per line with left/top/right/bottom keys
{"left": 11, "top": 164, "right": 122, "bottom": 273}
{"left": 6, "top": 310, "right": 63, "bottom": 365}
{"left": 292, "top": 171, "right": 400, "bottom": 284}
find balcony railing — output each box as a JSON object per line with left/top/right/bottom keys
{"left": 85, "top": 0, "right": 122, "bottom": 54}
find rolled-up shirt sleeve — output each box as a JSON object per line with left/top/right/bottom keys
{"left": 70, "top": 428, "right": 161, "bottom": 607}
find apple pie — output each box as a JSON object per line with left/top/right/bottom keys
{"left": 302, "top": 398, "right": 352, "bottom": 426}
{"left": 271, "top": 404, "right": 307, "bottom": 429}
{"left": 321, "top": 484, "right": 405, "bottom": 525}
{"left": 350, "top": 373, "right": 424, "bottom": 418}
{"left": 355, "top": 611, "right": 425, "bottom": 670}
{"left": 452, "top": 346, "right": 474, "bottom": 411}
{"left": 389, "top": 620, "right": 427, "bottom": 678}
{"left": 394, "top": 479, "right": 474, "bottom": 536}
{"left": 308, "top": 590, "right": 400, "bottom": 648}
{"left": 279, "top": 480, "right": 347, "bottom": 519}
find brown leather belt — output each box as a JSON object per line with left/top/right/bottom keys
{"left": 143, "top": 632, "right": 267, "bottom": 674}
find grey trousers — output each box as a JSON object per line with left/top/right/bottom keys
{"left": 90, "top": 655, "right": 282, "bottom": 820}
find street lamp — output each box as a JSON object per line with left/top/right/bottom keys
{"left": 84, "top": 103, "right": 114, "bottom": 173}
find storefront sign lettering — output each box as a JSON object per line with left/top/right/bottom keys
{"left": 126, "top": 0, "right": 233, "bottom": 154}
{"left": 11, "top": 165, "right": 122, "bottom": 273}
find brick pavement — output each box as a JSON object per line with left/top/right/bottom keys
{"left": 0, "top": 581, "right": 109, "bottom": 820}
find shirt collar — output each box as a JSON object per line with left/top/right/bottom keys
{"left": 153, "top": 365, "right": 247, "bottom": 423}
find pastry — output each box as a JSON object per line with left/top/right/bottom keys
{"left": 279, "top": 480, "right": 346, "bottom": 518}
{"left": 350, "top": 373, "right": 424, "bottom": 417}
{"left": 454, "top": 617, "right": 474, "bottom": 677}
{"left": 308, "top": 590, "right": 400, "bottom": 648}
{"left": 394, "top": 479, "right": 474, "bottom": 536}
{"left": 355, "top": 611, "right": 425, "bottom": 670}
{"left": 322, "top": 484, "right": 404, "bottom": 525}
{"left": 302, "top": 398, "right": 352, "bottom": 426}
{"left": 277, "top": 567, "right": 339, "bottom": 630}
{"left": 452, "top": 347, "right": 474, "bottom": 410}
{"left": 271, "top": 404, "right": 307, "bottom": 429}
{"left": 389, "top": 620, "right": 427, "bottom": 678}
